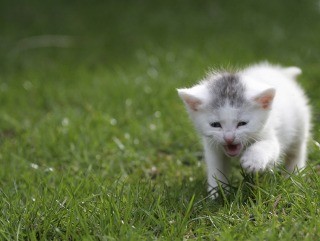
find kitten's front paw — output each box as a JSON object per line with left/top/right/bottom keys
{"left": 240, "top": 149, "right": 268, "bottom": 173}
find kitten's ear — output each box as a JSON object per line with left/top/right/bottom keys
{"left": 177, "top": 88, "right": 203, "bottom": 111}
{"left": 253, "top": 88, "right": 276, "bottom": 110}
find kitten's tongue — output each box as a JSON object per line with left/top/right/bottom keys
{"left": 224, "top": 144, "right": 242, "bottom": 157}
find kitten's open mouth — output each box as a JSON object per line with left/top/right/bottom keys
{"left": 223, "top": 144, "right": 242, "bottom": 157}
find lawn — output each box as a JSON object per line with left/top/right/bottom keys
{"left": 1, "top": 0, "right": 320, "bottom": 240}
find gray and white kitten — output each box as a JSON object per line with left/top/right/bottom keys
{"left": 177, "top": 63, "right": 311, "bottom": 196}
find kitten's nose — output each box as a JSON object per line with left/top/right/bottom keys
{"left": 224, "top": 132, "right": 235, "bottom": 144}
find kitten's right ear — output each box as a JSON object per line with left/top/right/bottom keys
{"left": 177, "top": 88, "right": 203, "bottom": 111}
{"left": 253, "top": 88, "right": 276, "bottom": 110}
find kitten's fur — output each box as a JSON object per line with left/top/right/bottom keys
{"left": 177, "top": 63, "right": 311, "bottom": 196}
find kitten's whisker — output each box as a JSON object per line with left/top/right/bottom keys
{"left": 209, "top": 137, "right": 219, "bottom": 149}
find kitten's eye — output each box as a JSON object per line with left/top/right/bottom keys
{"left": 210, "top": 122, "right": 222, "bottom": 128}
{"left": 237, "top": 121, "right": 248, "bottom": 127}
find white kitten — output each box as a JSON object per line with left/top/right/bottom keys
{"left": 177, "top": 62, "right": 311, "bottom": 196}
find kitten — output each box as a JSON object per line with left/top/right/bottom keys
{"left": 177, "top": 62, "right": 311, "bottom": 196}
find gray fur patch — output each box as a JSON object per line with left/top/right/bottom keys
{"left": 208, "top": 73, "right": 246, "bottom": 108}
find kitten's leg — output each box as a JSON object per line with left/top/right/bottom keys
{"left": 285, "top": 139, "right": 307, "bottom": 173}
{"left": 203, "top": 138, "right": 229, "bottom": 198}
{"left": 285, "top": 120, "right": 310, "bottom": 173}
{"left": 240, "top": 137, "right": 280, "bottom": 173}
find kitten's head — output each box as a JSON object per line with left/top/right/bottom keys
{"left": 177, "top": 72, "right": 275, "bottom": 157}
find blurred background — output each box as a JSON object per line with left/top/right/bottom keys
{"left": 1, "top": 0, "right": 319, "bottom": 71}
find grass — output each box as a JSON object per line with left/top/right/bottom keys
{"left": 1, "top": 0, "right": 320, "bottom": 240}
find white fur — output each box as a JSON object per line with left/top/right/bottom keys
{"left": 178, "top": 63, "right": 311, "bottom": 196}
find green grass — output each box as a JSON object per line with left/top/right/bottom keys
{"left": 1, "top": 0, "right": 320, "bottom": 240}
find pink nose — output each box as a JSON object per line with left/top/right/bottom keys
{"left": 224, "top": 133, "right": 235, "bottom": 144}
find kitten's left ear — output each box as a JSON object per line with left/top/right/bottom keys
{"left": 177, "top": 88, "right": 204, "bottom": 111}
{"left": 253, "top": 88, "right": 276, "bottom": 110}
